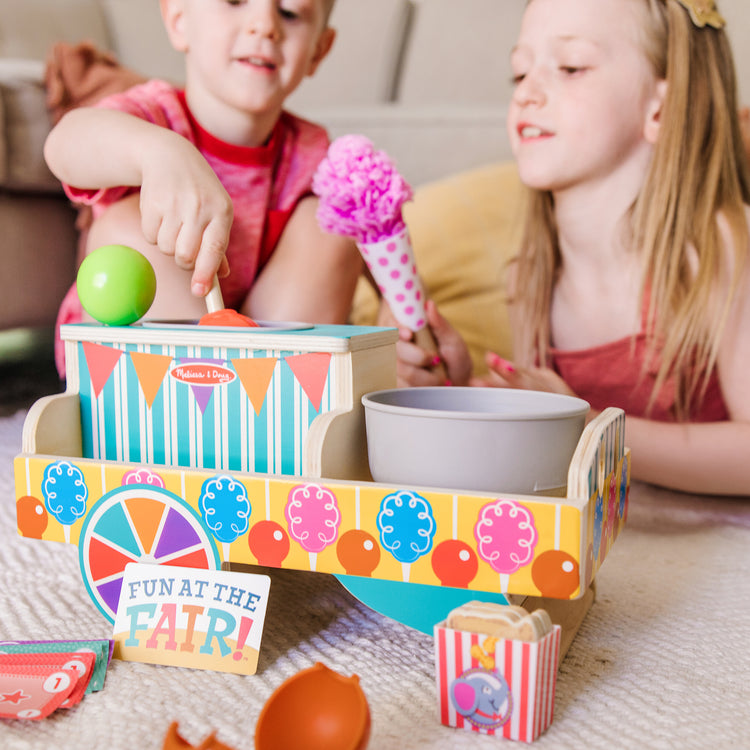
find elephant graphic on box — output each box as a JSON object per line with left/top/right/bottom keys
{"left": 450, "top": 668, "right": 513, "bottom": 730}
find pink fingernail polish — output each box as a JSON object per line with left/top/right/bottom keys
{"left": 431, "top": 355, "right": 442, "bottom": 367}
{"left": 490, "top": 353, "right": 515, "bottom": 372}
{"left": 443, "top": 379, "right": 452, "bottom": 387}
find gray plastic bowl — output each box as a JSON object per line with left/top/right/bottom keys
{"left": 362, "top": 387, "right": 589, "bottom": 494}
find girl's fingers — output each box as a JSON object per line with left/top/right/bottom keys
{"left": 486, "top": 352, "right": 523, "bottom": 387}
{"left": 487, "top": 352, "right": 517, "bottom": 375}
{"left": 397, "top": 362, "right": 443, "bottom": 388}
{"left": 478, "top": 372, "right": 512, "bottom": 388}
{"left": 395, "top": 338, "right": 435, "bottom": 368}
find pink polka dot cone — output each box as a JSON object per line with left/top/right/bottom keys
{"left": 358, "top": 230, "right": 426, "bottom": 330}
{"left": 313, "top": 135, "right": 427, "bottom": 330}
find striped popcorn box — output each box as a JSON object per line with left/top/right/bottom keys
{"left": 434, "top": 623, "right": 561, "bottom": 743}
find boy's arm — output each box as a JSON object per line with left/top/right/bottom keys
{"left": 44, "top": 107, "right": 232, "bottom": 296}
{"left": 242, "top": 196, "right": 363, "bottom": 323}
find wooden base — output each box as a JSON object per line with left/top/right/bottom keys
{"left": 228, "top": 562, "right": 594, "bottom": 656}
{"left": 520, "top": 583, "right": 596, "bottom": 660}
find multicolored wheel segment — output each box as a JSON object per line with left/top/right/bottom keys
{"left": 78, "top": 486, "right": 221, "bottom": 622}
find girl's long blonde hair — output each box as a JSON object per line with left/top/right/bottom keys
{"left": 511, "top": 0, "right": 750, "bottom": 418}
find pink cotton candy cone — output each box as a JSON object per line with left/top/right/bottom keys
{"left": 313, "top": 135, "right": 412, "bottom": 244}
{"left": 314, "top": 135, "right": 427, "bottom": 331}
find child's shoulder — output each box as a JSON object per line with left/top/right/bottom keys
{"left": 715, "top": 203, "right": 750, "bottom": 265}
{"left": 94, "top": 79, "right": 189, "bottom": 133}
{"left": 95, "top": 78, "right": 180, "bottom": 113}
{"left": 279, "top": 110, "right": 330, "bottom": 153}
{"left": 280, "top": 110, "right": 328, "bottom": 140}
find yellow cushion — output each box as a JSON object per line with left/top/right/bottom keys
{"left": 350, "top": 161, "right": 524, "bottom": 374}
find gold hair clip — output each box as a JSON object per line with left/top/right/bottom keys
{"left": 675, "top": 0, "right": 725, "bottom": 29}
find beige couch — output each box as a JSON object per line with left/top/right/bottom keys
{"left": 2, "top": 0, "right": 749, "bottom": 342}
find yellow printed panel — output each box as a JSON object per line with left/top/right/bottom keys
{"left": 16, "top": 455, "right": 591, "bottom": 599}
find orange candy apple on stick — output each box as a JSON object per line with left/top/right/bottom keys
{"left": 199, "top": 276, "right": 258, "bottom": 327}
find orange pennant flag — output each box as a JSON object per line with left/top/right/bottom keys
{"left": 130, "top": 351, "right": 173, "bottom": 408}
{"left": 82, "top": 341, "right": 123, "bottom": 398}
{"left": 285, "top": 352, "right": 332, "bottom": 412}
{"left": 231, "top": 357, "right": 278, "bottom": 415}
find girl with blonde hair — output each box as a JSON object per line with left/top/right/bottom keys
{"left": 396, "top": 0, "right": 750, "bottom": 495}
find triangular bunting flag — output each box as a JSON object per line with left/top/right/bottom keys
{"left": 82, "top": 341, "right": 124, "bottom": 398}
{"left": 285, "top": 352, "right": 332, "bottom": 411}
{"left": 129, "top": 351, "right": 173, "bottom": 408}
{"left": 177, "top": 358, "right": 223, "bottom": 415}
{"left": 191, "top": 386, "right": 214, "bottom": 415}
{"left": 231, "top": 357, "right": 278, "bottom": 415}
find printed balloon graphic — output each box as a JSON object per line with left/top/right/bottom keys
{"left": 16, "top": 495, "right": 48, "bottom": 539}
{"left": 474, "top": 498, "right": 537, "bottom": 593}
{"left": 618, "top": 455, "right": 629, "bottom": 522}
{"left": 431, "top": 539, "right": 478, "bottom": 588}
{"left": 377, "top": 490, "right": 436, "bottom": 582}
{"left": 585, "top": 543, "right": 595, "bottom": 589}
{"left": 121, "top": 468, "right": 165, "bottom": 488}
{"left": 593, "top": 491, "right": 604, "bottom": 564}
{"left": 531, "top": 550, "right": 580, "bottom": 599}
{"left": 336, "top": 529, "right": 381, "bottom": 576}
{"left": 248, "top": 520, "right": 290, "bottom": 567}
{"left": 42, "top": 460, "right": 88, "bottom": 542}
{"left": 285, "top": 483, "right": 341, "bottom": 571}
{"left": 605, "top": 471, "right": 618, "bottom": 547}
{"left": 199, "top": 475, "right": 251, "bottom": 559}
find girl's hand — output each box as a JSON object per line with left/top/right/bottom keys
{"left": 471, "top": 352, "right": 577, "bottom": 397}
{"left": 379, "top": 299, "right": 473, "bottom": 387}
{"left": 139, "top": 131, "right": 233, "bottom": 297}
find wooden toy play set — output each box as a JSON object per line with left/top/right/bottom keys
{"left": 9, "top": 135, "right": 631, "bottom": 740}
{"left": 14, "top": 319, "right": 630, "bottom": 638}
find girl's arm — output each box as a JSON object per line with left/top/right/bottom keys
{"left": 648, "top": 212, "right": 750, "bottom": 495}
{"left": 243, "top": 196, "right": 363, "bottom": 323}
{"left": 487, "top": 231, "right": 750, "bottom": 496}
{"left": 44, "top": 107, "right": 232, "bottom": 296}
{"left": 622, "top": 418, "right": 750, "bottom": 495}
{"left": 476, "top": 352, "right": 750, "bottom": 495}
{"left": 628, "top": 214, "right": 750, "bottom": 495}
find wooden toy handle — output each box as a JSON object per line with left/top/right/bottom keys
{"left": 414, "top": 325, "right": 448, "bottom": 382}
{"left": 205, "top": 275, "right": 224, "bottom": 314}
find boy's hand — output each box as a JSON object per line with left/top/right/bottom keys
{"left": 139, "top": 132, "right": 233, "bottom": 297}
{"left": 379, "top": 299, "right": 473, "bottom": 387}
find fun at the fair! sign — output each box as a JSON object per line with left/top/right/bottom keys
{"left": 113, "top": 563, "right": 270, "bottom": 675}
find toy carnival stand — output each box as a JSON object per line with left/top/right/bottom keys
{"left": 14, "top": 321, "right": 629, "bottom": 638}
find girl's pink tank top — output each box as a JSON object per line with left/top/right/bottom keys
{"left": 549, "top": 333, "right": 729, "bottom": 422}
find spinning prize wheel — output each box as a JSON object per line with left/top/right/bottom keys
{"left": 78, "top": 486, "right": 221, "bottom": 622}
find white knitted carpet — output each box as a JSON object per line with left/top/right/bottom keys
{"left": 0, "top": 408, "right": 748, "bottom": 749}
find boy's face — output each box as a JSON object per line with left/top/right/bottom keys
{"left": 162, "top": 0, "right": 335, "bottom": 133}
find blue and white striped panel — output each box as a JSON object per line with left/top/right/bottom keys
{"left": 78, "top": 342, "right": 336, "bottom": 477}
